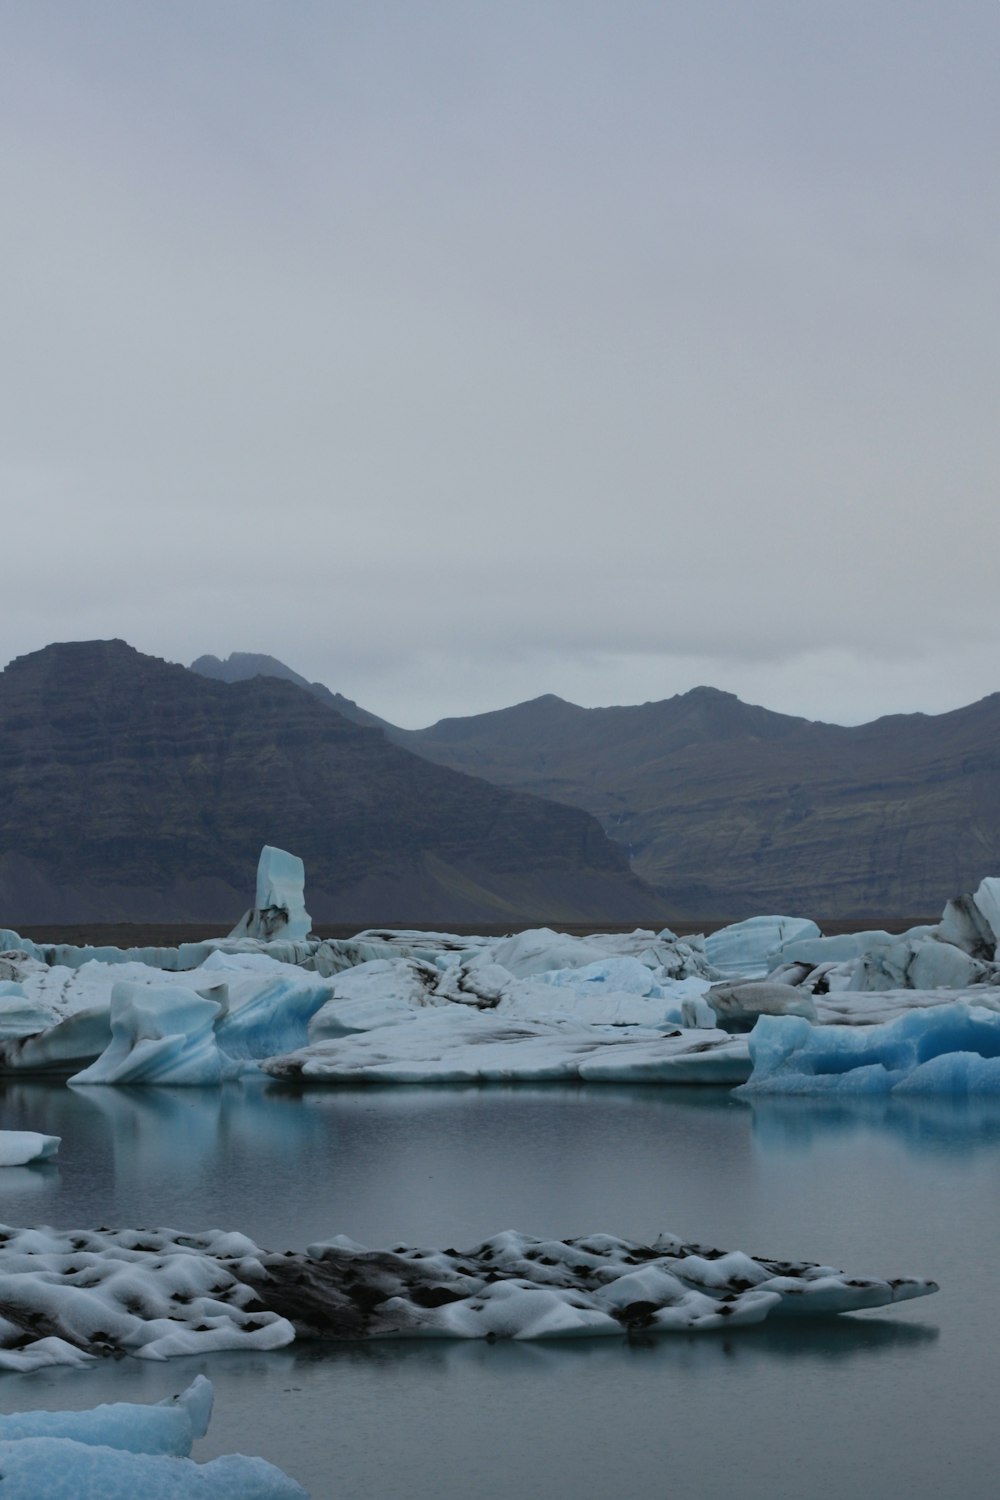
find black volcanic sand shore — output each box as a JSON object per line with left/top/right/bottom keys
{"left": 13, "top": 917, "right": 937, "bottom": 947}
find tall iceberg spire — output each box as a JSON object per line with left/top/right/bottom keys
{"left": 229, "top": 846, "right": 312, "bottom": 943}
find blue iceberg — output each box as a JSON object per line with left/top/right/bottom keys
{"left": 736, "top": 1002, "right": 1000, "bottom": 1097}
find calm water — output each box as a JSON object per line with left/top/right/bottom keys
{"left": 0, "top": 1078, "right": 997, "bottom": 1498}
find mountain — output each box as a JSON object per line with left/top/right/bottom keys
{"left": 397, "top": 688, "right": 1000, "bottom": 917}
{"left": 190, "top": 652, "right": 393, "bottom": 734}
{"left": 0, "top": 642, "right": 668, "bottom": 927}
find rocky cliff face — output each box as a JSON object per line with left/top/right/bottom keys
{"left": 0, "top": 642, "right": 668, "bottom": 926}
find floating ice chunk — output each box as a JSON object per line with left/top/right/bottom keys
{"left": 811, "top": 985, "right": 1000, "bottom": 1026}
{"left": 0, "top": 1222, "right": 935, "bottom": 1359}
{"left": 971, "top": 876, "right": 1000, "bottom": 956}
{"left": 848, "top": 936, "right": 989, "bottom": 992}
{"left": 769, "top": 931, "right": 897, "bottom": 970}
{"left": 0, "top": 1377, "right": 307, "bottom": 1497}
{"left": 0, "top": 1132, "right": 59, "bottom": 1166}
{"left": 0, "top": 1438, "right": 309, "bottom": 1498}
{"left": 705, "top": 916, "right": 820, "bottom": 979}
{"left": 490, "top": 928, "right": 714, "bottom": 982}
{"left": 299, "top": 1229, "right": 936, "bottom": 1338}
{"left": 0, "top": 1375, "right": 212, "bottom": 1455}
{"left": 228, "top": 846, "right": 312, "bottom": 944}
{"left": 536, "top": 956, "right": 665, "bottom": 996}
{"left": 705, "top": 979, "right": 817, "bottom": 1031}
{"left": 736, "top": 1001, "right": 1000, "bottom": 1096}
{"left": 490, "top": 928, "right": 613, "bottom": 978}
{"left": 70, "top": 983, "right": 242, "bottom": 1086}
{"left": 0, "top": 1224, "right": 295, "bottom": 1366}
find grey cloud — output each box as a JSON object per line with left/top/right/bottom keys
{"left": 2, "top": 1, "right": 998, "bottom": 727}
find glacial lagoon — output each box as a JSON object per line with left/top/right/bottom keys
{"left": 0, "top": 1079, "right": 997, "bottom": 1499}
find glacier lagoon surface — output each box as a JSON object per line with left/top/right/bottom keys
{"left": 0, "top": 1079, "right": 996, "bottom": 1499}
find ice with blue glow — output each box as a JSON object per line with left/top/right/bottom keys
{"left": 71, "top": 983, "right": 243, "bottom": 1087}
{"left": 0, "top": 1377, "right": 308, "bottom": 1497}
{"left": 228, "top": 846, "right": 312, "bottom": 944}
{"left": 736, "top": 1001, "right": 1000, "bottom": 1096}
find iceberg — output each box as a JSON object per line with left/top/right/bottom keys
{"left": 294, "top": 1228, "right": 936, "bottom": 1337}
{"left": 229, "top": 846, "right": 312, "bottom": 943}
{"left": 70, "top": 982, "right": 243, "bottom": 1086}
{"left": 0, "top": 1377, "right": 308, "bottom": 1497}
{"left": 705, "top": 916, "right": 820, "bottom": 979}
{"left": 0, "top": 1222, "right": 935, "bottom": 1362}
{"left": 735, "top": 1001, "right": 1000, "bottom": 1097}
{"left": 0, "top": 1374, "right": 213, "bottom": 1455}
{"left": 704, "top": 979, "right": 817, "bottom": 1031}
{"left": 0, "top": 1132, "right": 59, "bottom": 1166}
{"left": 263, "top": 1008, "right": 752, "bottom": 1085}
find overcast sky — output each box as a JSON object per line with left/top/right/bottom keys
{"left": 2, "top": 1, "right": 998, "bottom": 727}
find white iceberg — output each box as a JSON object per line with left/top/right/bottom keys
{"left": 705, "top": 915, "right": 820, "bottom": 979}
{"left": 0, "top": 1132, "right": 59, "bottom": 1166}
{"left": 262, "top": 1007, "right": 751, "bottom": 1085}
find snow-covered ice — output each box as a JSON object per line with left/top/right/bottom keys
{"left": 0, "top": 1222, "right": 935, "bottom": 1364}
{"left": 0, "top": 1225, "right": 295, "bottom": 1368}
{"left": 293, "top": 1229, "right": 938, "bottom": 1336}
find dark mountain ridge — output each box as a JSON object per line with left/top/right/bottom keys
{"left": 189, "top": 653, "right": 1000, "bottom": 917}
{"left": 399, "top": 687, "right": 1000, "bottom": 916}
{"left": 0, "top": 641, "right": 668, "bottom": 927}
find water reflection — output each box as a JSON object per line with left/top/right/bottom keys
{"left": 746, "top": 1094, "right": 1000, "bottom": 1155}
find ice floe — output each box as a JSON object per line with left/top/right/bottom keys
{"left": 0, "top": 1376, "right": 308, "bottom": 1497}
{"left": 0, "top": 1223, "right": 936, "bottom": 1366}
{"left": 0, "top": 1132, "right": 59, "bottom": 1166}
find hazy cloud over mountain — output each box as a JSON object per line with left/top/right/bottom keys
{"left": 3, "top": 1, "right": 998, "bottom": 726}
